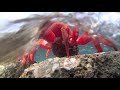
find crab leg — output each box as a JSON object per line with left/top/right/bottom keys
{"left": 24, "top": 47, "right": 37, "bottom": 64}
{"left": 72, "top": 26, "right": 79, "bottom": 41}
{"left": 46, "top": 49, "right": 52, "bottom": 59}
{"left": 29, "top": 53, "right": 35, "bottom": 64}
{"left": 91, "top": 37, "right": 103, "bottom": 52}
{"left": 76, "top": 32, "right": 103, "bottom": 52}
{"left": 76, "top": 32, "right": 92, "bottom": 45}
{"left": 98, "top": 34, "right": 118, "bottom": 51}
{"left": 27, "top": 54, "right": 31, "bottom": 62}
{"left": 37, "top": 39, "right": 52, "bottom": 59}
{"left": 21, "top": 52, "right": 28, "bottom": 65}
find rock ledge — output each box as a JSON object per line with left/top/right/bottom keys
{"left": 20, "top": 51, "right": 120, "bottom": 78}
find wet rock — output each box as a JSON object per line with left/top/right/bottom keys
{"left": 20, "top": 51, "right": 120, "bottom": 78}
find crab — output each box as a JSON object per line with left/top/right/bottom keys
{"left": 18, "top": 21, "right": 118, "bottom": 65}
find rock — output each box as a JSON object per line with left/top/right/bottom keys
{"left": 0, "top": 65, "right": 5, "bottom": 75}
{"left": 20, "top": 51, "right": 120, "bottom": 78}
{"left": 33, "top": 67, "right": 45, "bottom": 78}
{"left": 0, "top": 62, "right": 30, "bottom": 78}
{"left": 52, "top": 63, "right": 60, "bottom": 72}
{"left": 70, "top": 58, "right": 76, "bottom": 64}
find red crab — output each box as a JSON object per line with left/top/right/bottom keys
{"left": 18, "top": 21, "right": 118, "bottom": 65}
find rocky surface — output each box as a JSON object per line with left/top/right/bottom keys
{"left": 0, "top": 62, "right": 30, "bottom": 78}
{"left": 20, "top": 51, "right": 120, "bottom": 78}
{"left": 0, "top": 51, "right": 120, "bottom": 78}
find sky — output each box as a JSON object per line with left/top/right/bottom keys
{"left": 0, "top": 12, "right": 120, "bottom": 33}
{"left": 0, "top": 12, "right": 73, "bottom": 33}
{"left": 0, "top": 12, "right": 50, "bottom": 21}
{"left": 0, "top": 12, "right": 45, "bottom": 33}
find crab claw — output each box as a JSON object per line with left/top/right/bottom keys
{"left": 28, "top": 47, "right": 37, "bottom": 64}
{"left": 37, "top": 39, "right": 52, "bottom": 59}
{"left": 20, "top": 46, "right": 37, "bottom": 65}
{"left": 21, "top": 52, "right": 28, "bottom": 65}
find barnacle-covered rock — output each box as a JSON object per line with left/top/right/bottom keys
{"left": 20, "top": 51, "right": 120, "bottom": 78}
